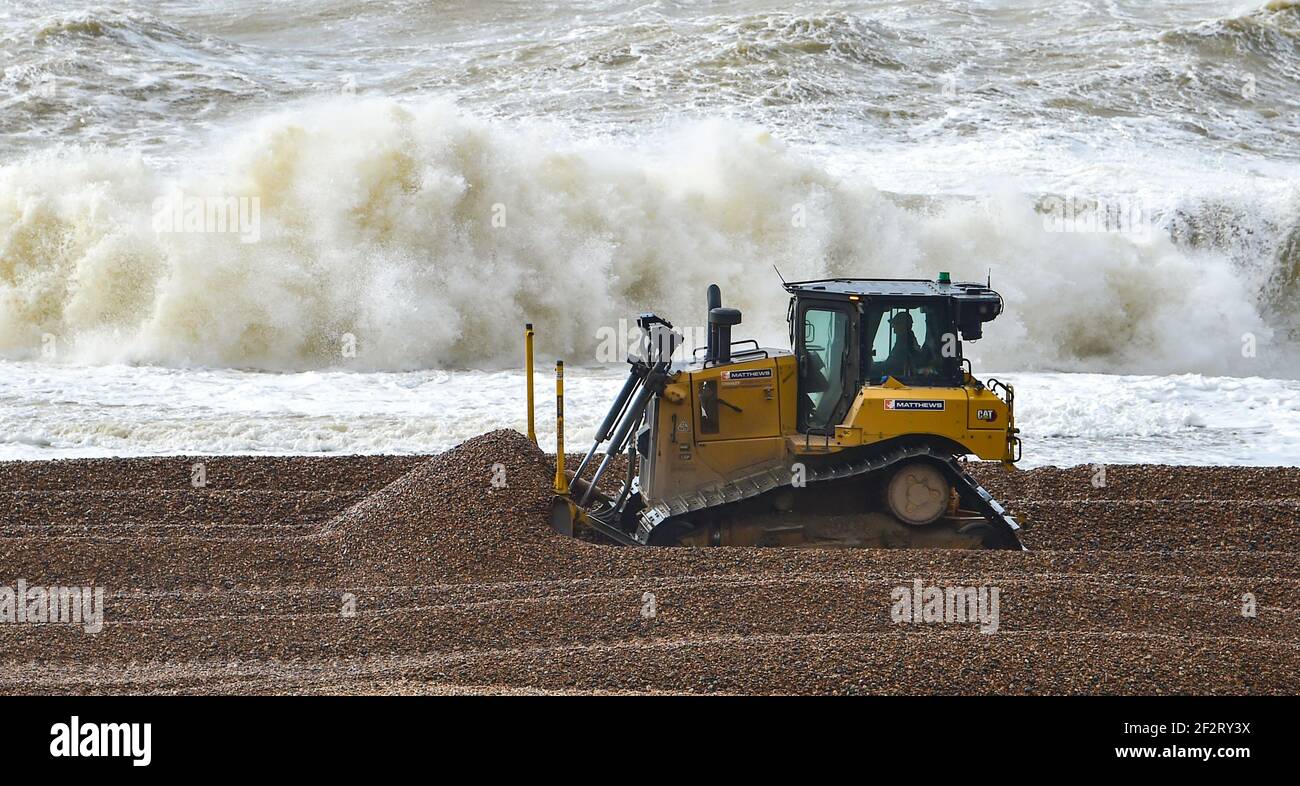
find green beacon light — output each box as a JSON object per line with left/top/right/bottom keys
{"left": 938, "top": 271, "right": 951, "bottom": 284}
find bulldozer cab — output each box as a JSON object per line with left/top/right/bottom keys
{"left": 788, "top": 277, "right": 1002, "bottom": 434}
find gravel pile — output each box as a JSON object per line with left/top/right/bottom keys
{"left": 1, "top": 429, "right": 1296, "bottom": 695}
{"left": 329, "top": 429, "right": 577, "bottom": 585}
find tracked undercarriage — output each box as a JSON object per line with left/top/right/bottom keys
{"left": 559, "top": 442, "right": 1022, "bottom": 550}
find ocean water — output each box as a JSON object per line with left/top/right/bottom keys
{"left": 1, "top": 359, "right": 1299, "bottom": 467}
{"left": 1, "top": 1, "right": 1298, "bottom": 465}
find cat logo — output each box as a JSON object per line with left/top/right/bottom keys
{"left": 976, "top": 409, "right": 997, "bottom": 421}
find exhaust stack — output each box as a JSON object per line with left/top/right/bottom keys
{"left": 704, "top": 284, "right": 742, "bottom": 365}
{"left": 705, "top": 284, "right": 721, "bottom": 361}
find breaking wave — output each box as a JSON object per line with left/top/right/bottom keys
{"left": 0, "top": 97, "right": 1296, "bottom": 376}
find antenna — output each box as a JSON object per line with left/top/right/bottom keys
{"left": 987, "top": 267, "right": 992, "bottom": 288}
{"left": 773, "top": 265, "right": 788, "bottom": 286}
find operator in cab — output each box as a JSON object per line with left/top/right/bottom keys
{"left": 881, "top": 311, "right": 923, "bottom": 379}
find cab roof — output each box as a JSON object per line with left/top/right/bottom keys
{"left": 783, "top": 277, "right": 995, "bottom": 299}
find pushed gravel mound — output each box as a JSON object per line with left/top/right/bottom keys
{"left": 329, "top": 429, "right": 599, "bottom": 585}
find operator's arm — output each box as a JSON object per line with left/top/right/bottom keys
{"left": 880, "top": 342, "right": 904, "bottom": 378}
{"left": 882, "top": 333, "right": 921, "bottom": 378}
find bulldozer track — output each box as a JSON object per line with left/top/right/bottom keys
{"left": 634, "top": 442, "right": 1022, "bottom": 548}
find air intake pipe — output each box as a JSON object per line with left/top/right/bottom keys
{"left": 708, "top": 314, "right": 743, "bottom": 364}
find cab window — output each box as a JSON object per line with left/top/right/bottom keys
{"left": 865, "top": 302, "right": 957, "bottom": 385}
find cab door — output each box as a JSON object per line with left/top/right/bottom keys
{"left": 796, "top": 299, "right": 859, "bottom": 432}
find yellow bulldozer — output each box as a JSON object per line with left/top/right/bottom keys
{"left": 547, "top": 273, "right": 1025, "bottom": 550}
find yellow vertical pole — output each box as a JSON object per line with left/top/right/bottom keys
{"left": 554, "top": 360, "right": 568, "bottom": 495}
{"left": 525, "top": 323, "right": 536, "bottom": 444}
